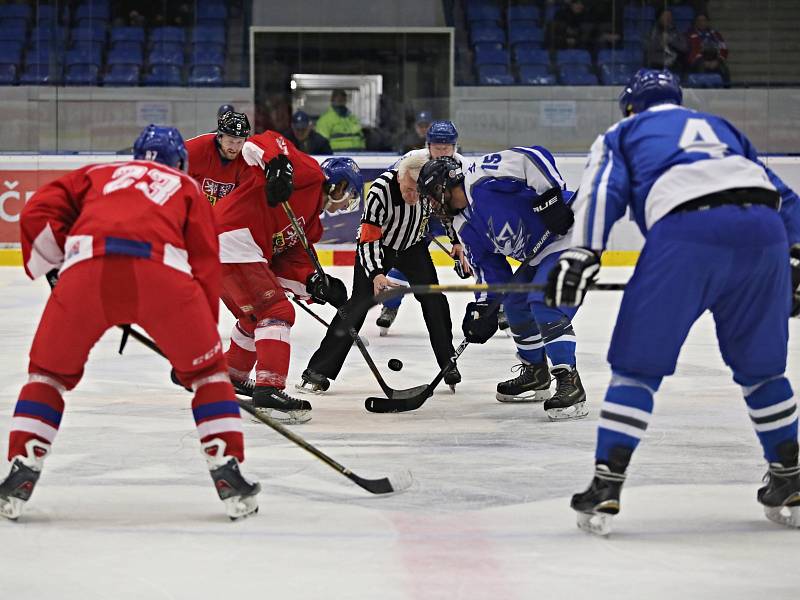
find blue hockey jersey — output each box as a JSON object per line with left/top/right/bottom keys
{"left": 571, "top": 103, "right": 800, "bottom": 250}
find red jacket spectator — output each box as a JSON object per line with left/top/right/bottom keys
{"left": 687, "top": 14, "right": 728, "bottom": 67}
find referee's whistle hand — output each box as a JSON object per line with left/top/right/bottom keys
{"left": 372, "top": 274, "right": 401, "bottom": 297}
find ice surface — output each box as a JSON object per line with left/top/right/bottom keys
{"left": 0, "top": 266, "right": 798, "bottom": 599}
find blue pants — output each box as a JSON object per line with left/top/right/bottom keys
{"left": 595, "top": 205, "right": 796, "bottom": 464}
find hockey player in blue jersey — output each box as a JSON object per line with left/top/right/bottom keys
{"left": 417, "top": 145, "right": 588, "bottom": 421}
{"left": 545, "top": 69, "right": 800, "bottom": 534}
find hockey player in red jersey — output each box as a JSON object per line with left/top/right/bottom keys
{"left": 214, "top": 130, "right": 363, "bottom": 423}
{"left": 0, "top": 125, "right": 260, "bottom": 521}
{"left": 185, "top": 110, "right": 255, "bottom": 205}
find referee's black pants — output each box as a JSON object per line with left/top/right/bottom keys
{"left": 306, "top": 241, "right": 455, "bottom": 380}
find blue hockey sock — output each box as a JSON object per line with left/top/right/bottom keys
{"left": 742, "top": 376, "right": 797, "bottom": 463}
{"left": 539, "top": 315, "right": 576, "bottom": 367}
{"left": 595, "top": 371, "right": 661, "bottom": 463}
{"left": 505, "top": 303, "right": 545, "bottom": 364}
{"left": 383, "top": 269, "right": 408, "bottom": 310}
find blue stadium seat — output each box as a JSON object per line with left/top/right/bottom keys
{"left": 30, "top": 26, "right": 68, "bottom": 45}
{"left": 0, "top": 41, "right": 23, "bottom": 63}
{"left": 71, "top": 26, "right": 106, "bottom": 44}
{"left": 480, "top": 73, "right": 514, "bottom": 85}
{"left": 0, "top": 17, "right": 29, "bottom": 31}
{"left": 520, "top": 73, "right": 556, "bottom": 85}
{"left": 191, "top": 26, "right": 226, "bottom": 45}
{"left": 112, "top": 40, "right": 143, "bottom": 54}
{"left": 599, "top": 62, "right": 636, "bottom": 85}
{"left": 597, "top": 47, "right": 642, "bottom": 66}
{"left": 190, "top": 47, "right": 225, "bottom": 67}
{"left": 670, "top": 5, "right": 695, "bottom": 23}
{"left": 111, "top": 27, "right": 145, "bottom": 43}
{"left": 686, "top": 73, "right": 724, "bottom": 88}
{"left": 555, "top": 49, "right": 591, "bottom": 66}
{"left": 149, "top": 47, "right": 184, "bottom": 67}
{"left": 559, "top": 70, "right": 599, "bottom": 85}
{"left": 467, "top": 4, "right": 502, "bottom": 23}
{"left": 675, "top": 19, "right": 692, "bottom": 33}
{"left": 508, "top": 25, "right": 544, "bottom": 47}
{"left": 25, "top": 47, "right": 52, "bottom": 66}
{"left": 107, "top": 47, "right": 143, "bottom": 65}
{"left": 477, "top": 63, "right": 508, "bottom": 77}
{"left": 35, "top": 5, "right": 57, "bottom": 23}
{"left": 0, "top": 63, "right": 17, "bottom": 85}
{"left": 469, "top": 22, "right": 504, "bottom": 45}
{"left": 0, "top": 5, "right": 32, "bottom": 20}
{"left": 514, "top": 45, "right": 549, "bottom": 64}
{"left": 74, "top": 4, "right": 110, "bottom": 22}
{"left": 65, "top": 63, "right": 99, "bottom": 85}
{"left": 518, "top": 64, "right": 549, "bottom": 79}
{"left": 66, "top": 47, "right": 102, "bottom": 67}
{"left": 473, "top": 41, "right": 504, "bottom": 54}
{"left": 144, "top": 64, "right": 182, "bottom": 86}
{"left": 103, "top": 64, "right": 140, "bottom": 86}
{"left": 474, "top": 48, "right": 508, "bottom": 66}
{"left": 508, "top": 5, "right": 540, "bottom": 23}
{"left": 623, "top": 5, "right": 655, "bottom": 23}
{"left": 624, "top": 39, "right": 643, "bottom": 54}
{"left": 19, "top": 65, "right": 52, "bottom": 84}
{"left": 150, "top": 27, "right": 185, "bottom": 44}
{"left": 0, "top": 23, "right": 27, "bottom": 42}
{"left": 189, "top": 64, "right": 223, "bottom": 86}
{"left": 558, "top": 63, "right": 592, "bottom": 78}
{"left": 197, "top": 4, "right": 227, "bottom": 21}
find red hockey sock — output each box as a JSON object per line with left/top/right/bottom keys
{"left": 254, "top": 319, "right": 291, "bottom": 388}
{"left": 8, "top": 377, "right": 64, "bottom": 460}
{"left": 226, "top": 322, "right": 257, "bottom": 381}
{"left": 192, "top": 377, "right": 244, "bottom": 463}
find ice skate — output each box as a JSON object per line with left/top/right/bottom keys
{"left": 249, "top": 385, "right": 312, "bottom": 424}
{"left": 231, "top": 376, "right": 255, "bottom": 398}
{"left": 0, "top": 439, "right": 49, "bottom": 521}
{"left": 496, "top": 362, "right": 551, "bottom": 403}
{"left": 376, "top": 306, "right": 398, "bottom": 336}
{"left": 758, "top": 440, "right": 800, "bottom": 528}
{"left": 571, "top": 447, "right": 631, "bottom": 536}
{"left": 443, "top": 364, "right": 461, "bottom": 393}
{"left": 295, "top": 368, "right": 330, "bottom": 395}
{"left": 202, "top": 439, "right": 260, "bottom": 521}
{"left": 544, "top": 365, "right": 588, "bottom": 420}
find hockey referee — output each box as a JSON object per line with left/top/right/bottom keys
{"left": 296, "top": 153, "right": 460, "bottom": 393}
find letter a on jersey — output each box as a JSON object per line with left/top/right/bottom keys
{"left": 678, "top": 118, "right": 728, "bottom": 159}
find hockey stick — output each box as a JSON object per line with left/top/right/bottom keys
{"left": 289, "top": 294, "right": 369, "bottom": 347}
{"left": 279, "top": 201, "right": 423, "bottom": 400}
{"left": 428, "top": 235, "right": 471, "bottom": 279}
{"left": 109, "top": 322, "right": 413, "bottom": 495}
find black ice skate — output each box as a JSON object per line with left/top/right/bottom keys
{"left": 758, "top": 440, "right": 800, "bottom": 528}
{"left": 295, "top": 368, "right": 330, "bottom": 395}
{"left": 443, "top": 364, "right": 461, "bottom": 392}
{"left": 250, "top": 385, "right": 312, "bottom": 424}
{"left": 544, "top": 365, "right": 588, "bottom": 420}
{"left": 571, "top": 446, "right": 632, "bottom": 536}
{"left": 0, "top": 439, "right": 49, "bottom": 521}
{"left": 231, "top": 376, "right": 255, "bottom": 398}
{"left": 495, "top": 361, "right": 551, "bottom": 403}
{"left": 202, "top": 439, "right": 260, "bottom": 520}
{"left": 376, "top": 306, "right": 398, "bottom": 336}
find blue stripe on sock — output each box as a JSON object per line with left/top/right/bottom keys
{"left": 14, "top": 400, "right": 62, "bottom": 426}
{"left": 192, "top": 400, "right": 240, "bottom": 423}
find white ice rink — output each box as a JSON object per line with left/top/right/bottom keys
{"left": 0, "top": 265, "right": 798, "bottom": 600}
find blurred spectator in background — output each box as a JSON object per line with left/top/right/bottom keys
{"left": 400, "top": 111, "right": 432, "bottom": 154}
{"left": 316, "top": 89, "right": 366, "bottom": 152}
{"left": 588, "top": 0, "right": 623, "bottom": 51}
{"left": 646, "top": 8, "right": 688, "bottom": 74}
{"left": 267, "top": 95, "right": 291, "bottom": 135}
{"left": 687, "top": 13, "right": 729, "bottom": 83}
{"left": 283, "top": 110, "right": 333, "bottom": 155}
{"left": 549, "top": 0, "right": 592, "bottom": 50}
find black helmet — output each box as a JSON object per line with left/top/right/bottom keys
{"left": 417, "top": 156, "right": 464, "bottom": 218}
{"left": 217, "top": 111, "right": 251, "bottom": 138}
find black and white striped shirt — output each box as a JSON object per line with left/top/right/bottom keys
{"left": 357, "top": 170, "right": 432, "bottom": 279}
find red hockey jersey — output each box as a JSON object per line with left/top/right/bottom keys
{"left": 214, "top": 131, "right": 326, "bottom": 289}
{"left": 20, "top": 160, "right": 221, "bottom": 317}
{"left": 185, "top": 133, "right": 256, "bottom": 205}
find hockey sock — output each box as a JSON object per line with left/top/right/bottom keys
{"left": 505, "top": 302, "right": 545, "bottom": 364}
{"left": 595, "top": 371, "right": 661, "bottom": 463}
{"left": 226, "top": 322, "right": 257, "bottom": 380}
{"left": 192, "top": 374, "right": 244, "bottom": 462}
{"left": 254, "top": 318, "right": 291, "bottom": 388}
{"left": 8, "top": 375, "right": 64, "bottom": 460}
{"left": 383, "top": 269, "right": 409, "bottom": 310}
{"left": 741, "top": 375, "right": 797, "bottom": 463}
{"left": 534, "top": 305, "right": 577, "bottom": 368}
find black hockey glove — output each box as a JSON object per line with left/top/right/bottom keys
{"left": 462, "top": 301, "right": 499, "bottom": 344}
{"left": 532, "top": 187, "right": 574, "bottom": 236}
{"left": 264, "top": 154, "right": 294, "bottom": 207}
{"left": 454, "top": 260, "right": 471, "bottom": 280}
{"left": 306, "top": 272, "right": 348, "bottom": 308}
{"left": 545, "top": 247, "right": 601, "bottom": 308}
{"left": 790, "top": 244, "right": 800, "bottom": 318}
{"left": 45, "top": 268, "right": 59, "bottom": 289}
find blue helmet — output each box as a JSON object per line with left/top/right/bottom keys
{"left": 321, "top": 157, "right": 364, "bottom": 213}
{"left": 426, "top": 120, "right": 459, "bottom": 145}
{"left": 619, "top": 69, "right": 682, "bottom": 117}
{"left": 133, "top": 124, "right": 188, "bottom": 171}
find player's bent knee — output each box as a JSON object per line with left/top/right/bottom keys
{"left": 258, "top": 297, "right": 295, "bottom": 326}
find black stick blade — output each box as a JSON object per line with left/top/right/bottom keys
{"left": 365, "top": 394, "right": 429, "bottom": 413}
{"left": 349, "top": 470, "right": 413, "bottom": 494}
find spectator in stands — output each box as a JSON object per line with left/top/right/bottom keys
{"left": 646, "top": 8, "right": 688, "bottom": 74}
{"left": 283, "top": 110, "right": 333, "bottom": 155}
{"left": 400, "top": 111, "right": 432, "bottom": 154}
{"left": 316, "top": 89, "right": 366, "bottom": 152}
{"left": 687, "top": 13, "right": 730, "bottom": 83}
{"left": 549, "top": 0, "right": 593, "bottom": 50}
{"left": 588, "top": 0, "right": 623, "bottom": 51}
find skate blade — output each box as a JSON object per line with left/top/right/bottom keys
{"left": 0, "top": 496, "right": 25, "bottom": 521}
{"left": 294, "top": 382, "right": 326, "bottom": 396}
{"left": 449, "top": 385, "right": 456, "bottom": 394}
{"left": 576, "top": 511, "right": 613, "bottom": 536}
{"left": 379, "top": 327, "right": 389, "bottom": 337}
{"left": 546, "top": 401, "right": 589, "bottom": 421}
{"left": 225, "top": 495, "right": 260, "bottom": 521}
{"left": 764, "top": 505, "right": 800, "bottom": 528}
{"left": 495, "top": 389, "right": 551, "bottom": 403}
{"left": 250, "top": 407, "right": 312, "bottom": 425}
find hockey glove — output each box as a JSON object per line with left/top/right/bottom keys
{"left": 791, "top": 244, "right": 800, "bottom": 317}
{"left": 264, "top": 154, "right": 294, "bottom": 207}
{"left": 306, "top": 272, "right": 348, "bottom": 308}
{"left": 454, "top": 260, "right": 471, "bottom": 280}
{"left": 462, "top": 301, "right": 499, "bottom": 344}
{"left": 532, "top": 187, "right": 574, "bottom": 236}
{"left": 545, "top": 247, "right": 601, "bottom": 308}
{"left": 45, "top": 268, "right": 59, "bottom": 289}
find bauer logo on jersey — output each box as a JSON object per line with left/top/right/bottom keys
{"left": 201, "top": 178, "right": 235, "bottom": 205}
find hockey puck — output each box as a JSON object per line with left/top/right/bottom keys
{"left": 387, "top": 358, "right": 403, "bottom": 372}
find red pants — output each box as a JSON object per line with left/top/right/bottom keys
{"left": 9, "top": 256, "right": 245, "bottom": 462}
